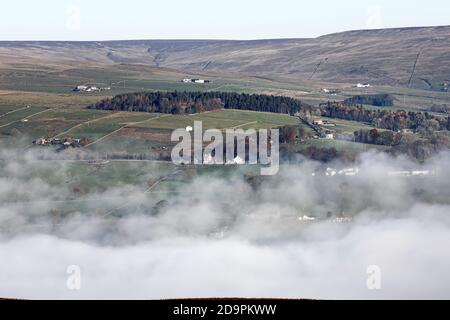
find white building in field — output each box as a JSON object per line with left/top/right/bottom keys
{"left": 34, "top": 137, "right": 48, "bottom": 146}
{"left": 74, "top": 85, "right": 101, "bottom": 93}
{"left": 182, "top": 79, "right": 210, "bottom": 84}
{"left": 313, "top": 119, "right": 324, "bottom": 125}
{"left": 326, "top": 168, "right": 337, "bottom": 177}
{"left": 76, "top": 85, "right": 88, "bottom": 91}
{"left": 88, "top": 86, "right": 99, "bottom": 92}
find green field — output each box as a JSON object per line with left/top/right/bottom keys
{"left": 0, "top": 105, "right": 20, "bottom": 115}
{"left": 292, "top": 139, "right": 388, "bottom": 153}
{"left": 0, "top": 107, "right": 303, "bottom": 137}
{"left": 0, "top": 156, "right": 264, "bottom": 221}
{"left": 0, "top": 65, "right": 311, "bottom": 97}
{"left": 0, "top": 62, "right": 425, "bottom": 157}
{"left": 130, "top": 110, "right": 299, "bottom": 131}
{"left": 322, "top": 117, "right": 384, "bottom": 134}
{"left": 0, "top": 159, "right": 185, "bottom": 217}
{"left": 0, "top": 91, "right": 109, "bottom": 109}
{"left": 2, "top": 62, "right": 450, "bottom": 115}
{"left": 0, "top": 106, "right": 49, "bottom": 128}
{"left": 0, "top": 95, "right": 391, "bottom": 156}
{"left": 0, "top": 106, "right": 309, "bottom": 149}
{"left": 68, "top": 112, "right": 160, "bottom": 141}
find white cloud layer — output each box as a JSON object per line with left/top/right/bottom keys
{"left": 1, "top": 149, "right": 450, "bottom": 299}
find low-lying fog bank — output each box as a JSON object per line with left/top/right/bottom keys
{"left": 1, "top": 148, "right": 450, "bottom": 299}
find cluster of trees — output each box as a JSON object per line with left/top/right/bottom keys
{"left": 354, "top": 129, "right": 399, "bottom": 146}
{"left": 344, "top": 94, "right": 394, "bottom": 107}
{"left": 89, "top": 91, "right": 307, "bottom": 115}
{"left": 294, "top": 146, "right": 354, "bottom": 162}
{"left": 390, "top": 133, "right": 450, "bottom": 162}
{"left": 354, "top": 129, "right": 450, "bottom": 160}
{"left": 279, "top": 125, "right": 307, "bottom": 143}
{"left": 320, "top": 102, "right": 450, "bottom": 132}
{"left": 429, "top": 104, "right": 450, "bottom": 114}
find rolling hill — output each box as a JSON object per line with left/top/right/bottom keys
{"left": 1, "top": 26, "right": 450, "bottom": 90}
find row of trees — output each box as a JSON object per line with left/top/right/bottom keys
{"left": 390, "top": 133, "right": 450, "bottom": 162}
{"left": 429, "top": 104, "right": 450, "bottom": 114}
{"left": 279, "top": 125, "right": 307, "bottom": 143}
{"left": 320, "top": 102, "right": 450, "bottom": 132}
{"left": 344, "top": 94, "right": 394, "bottom": 107}
{"left": 89, "top": 91, "right": 307, "bottom": 115}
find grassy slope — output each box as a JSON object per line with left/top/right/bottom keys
{"left": 2, "top": 26, "right": 450, "bottom": 90}
{"left": 2, "top": 63, "right": 450, "bottom": 113}
{"left": 0, "top": 107, "right": 312, "bottom": 147}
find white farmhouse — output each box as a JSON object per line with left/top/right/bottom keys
{"left": 76, "top": 85, "right": 88, "bottom": 91}
{"left": 313, "top": 119, "right": 324, "bottom": 125}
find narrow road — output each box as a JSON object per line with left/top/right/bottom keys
{"left": 298, "top": 115, "right": 325, "bottom": 137}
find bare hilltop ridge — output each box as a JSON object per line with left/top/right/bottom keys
{"left": 1, "top": 26, "right": 450, "bottom": 90}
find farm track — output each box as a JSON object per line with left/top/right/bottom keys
{"left": 83, "top": 114, "right": 171, "bottom": 148}
{"left": 21, "top": 112, "right": 122, "bottom": 150}
{"left": 0, "top": 108, "right": 54, "bottom": 129}
{"left": 0, "top": 106, "right": 30, "bottom": 119}
{"left": 230, "top": 121, "right": 258, "bottom": 130}
{"left": 127, "top": 114, "right": 171, "bottom": 127}
{"left": 100, "top": 168, "right": 182, "bottom": 218}
{"left": 0, "top": 167, "right": 184, "bottom": 232}
{"left": 83, "top": 126, "right": 126, "bottom": 148}
{"left": 51, "top": 113, "right": 120, "bottom": 139}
